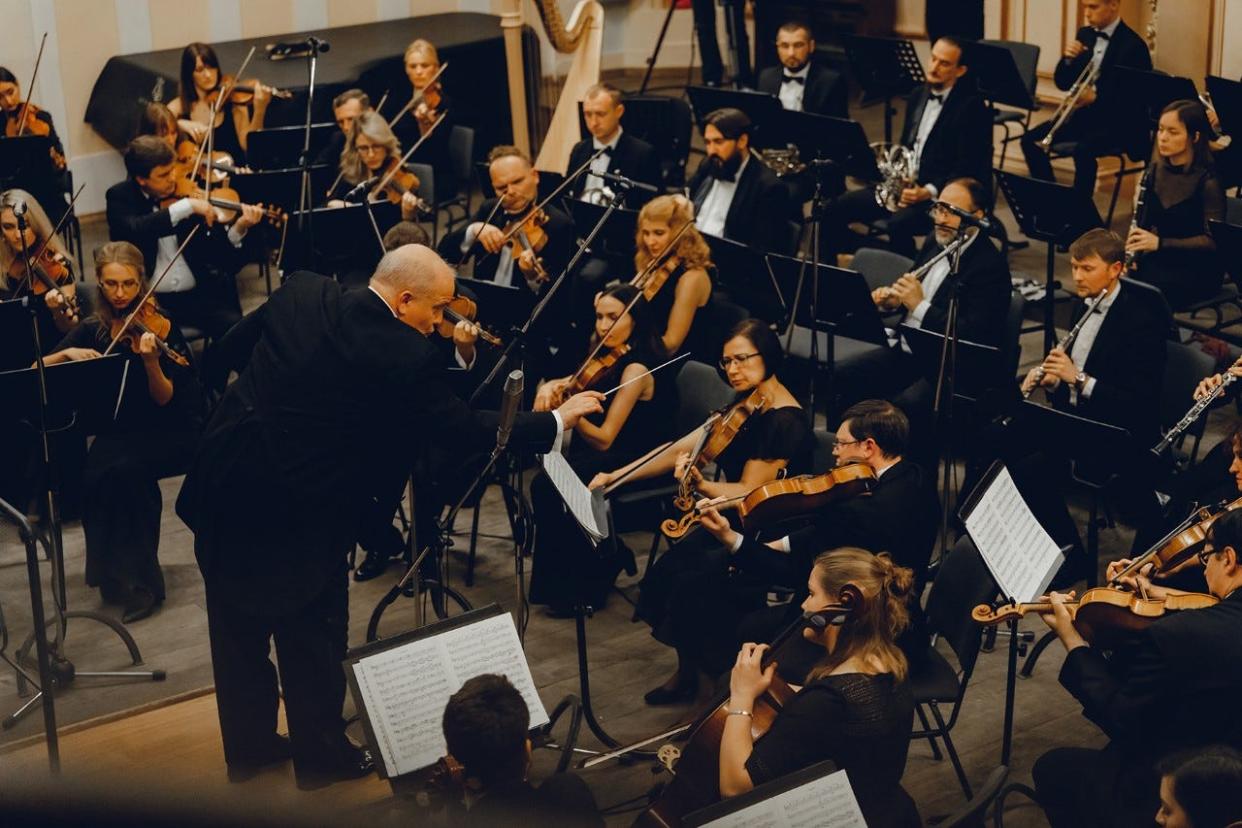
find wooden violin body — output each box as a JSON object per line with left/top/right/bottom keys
{"left": 4, "top": 102, "right": 66, "bottom": 170}
{"left": 672, "top": 389, "right": 770, "bottom": 512}
{"left": 109, "top": 298, "right": 190, "bottom": 368}
{"left": 504, "top": 208, "right": 550, "bottom": 282}
{"left": 568, "top": 343, "right": 629, "bottom": 396}
{"left": 1114, "top": 496, "right": 1242, "bottom": 584}
{"left": 205, "top": 74, "right": 292, "bottom": 107}
{"left": 436, "top": 294, "right": 502, "bottom": 347}
{"left": 8, "top": 246, "right": 77, "bottom": 317}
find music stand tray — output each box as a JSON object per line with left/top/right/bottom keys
{"left": 566, "top": 200, "right": 640, "bottom": 260}
{"left": 230, "top": 165, "right": 335, "bottom": 211}
{"left": 970, "top": 42, "right": 1037, "bottom": 112}
{"left": 1114, "top": 67, "right": 1198, "bottom": 128}
{"left": 776, "top": 111, "right": 881, "bottom": 182}
{"left": 1209, "top": 220, "right": 1242, "bottom": 285}
{"left": 456, "top": 277, "right": 535, "bottom": 335}
{"left": 898, "top": 323, "right": 1002, "bottom": 401}
{"left": 685, "top": 86, "right": 786, "bottom": 146}
{"left": 246, "top": 123, "right": 336, "bottom": 170}
{"left": 0, "top": 135, "right": 57, "bottom": 187}
{"left": 284, "top": 202, "right": 402, "bottom": 259}
{"left": 766, "top": 253, "right": 889, "bottom": 346}
{"left": 697, "top": 234, "right": 784, "bottom": 324}
{"left": 1207, "top": 76, "right": 1242, "bottom": 141}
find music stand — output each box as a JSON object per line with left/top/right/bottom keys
{"left": 844, "top": 35, "right": 926, "bottom": 143}
{"left": 996, "top": 170, "right": 1104, "bottom": 351}
{"left": 683, "top": 761, "right": 857, "bottom": 827}
{"left": 566, "top": 200, "right": 639, "bottom": 260}
{"left": 773, "top": 110, "right": 879, "bottom": 181}
{"left": 899, "top": 324, "right": 1002, "bottom": 402}
{"left": 1210, "top": 220, "right": 1242, "bottom": 286}
{"left": 1115, "top": 67, "right": 1198, "bottom": 131}
{"left": 971, "top": 43, "right": 1038, "bottom": 113}
{"left": 229, "top": 165, "right": 335, "bottom": 210}
{"left": 1207, "top": 76, "right": 1242, "bottom": 141}
{"left": 701, "top": 233, "right": 784, "bottom": 323}
{"left": 685, "top": 86, "right": 785, "bottom": 147}
{"left": 0, "top": 135, "right": 57, "bottom": 190}
{"left": 457, "top": 277, "right": 535, "bottom": 335}
{"left": 245, "top": 123, "right": 336, "bottom": 171}
{"left": 282, "top": 201, "right": 402, "bottom": 267}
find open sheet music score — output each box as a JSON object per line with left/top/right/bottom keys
{"left": 962, "top": 463, "right": 1065, "bottom": 603}
{"left": 685, "top": 763, "right": 866, "bottom": 828}
{"left": 345, "top": 607, "right": 548, "bottom": 779}
{"left": 540, "top": 448, "right": 608, "bottom": 543}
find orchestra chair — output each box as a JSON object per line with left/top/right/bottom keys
{"left": 1177, "top": 218, "right": 1242, "bottom": 335}
{"left": 409, "top": 124, "right": 475, "bottom": 245}
{"left": 908, "top": 533, "right": 998, "bottom": 800}
{"left": 1157, "top": 340, "right": 1217, "bottom": 465}
{"left": 941, "top": 765, "right": 1010, "bottom": 828}
{"left": 851, "top": 246, "right": 915, "bottom": 323}
{"left": 980, "top": 40, "right": 1040, "bottom": 179}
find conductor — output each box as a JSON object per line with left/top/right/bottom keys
{"left": 175, "top": 245, "right": 603, "bottom": 789}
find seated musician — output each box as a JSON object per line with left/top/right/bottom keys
{"left": 137, "top": 101, "right": 180, "bottom": 149}
{"left": 528, "top": 284, "right": 674, "bottom": 614}
{"left": 755, "top": 20, "right": 847, "bottom": 118}
{"left": 824, "top": 36, "right": 992, "bottom": 260}
{"left": 0, "top": 66, "right": 69, "bottom": 214}
{"left": 325, "top": 110, "right": 423, "bottom": 222}
{"left": 1128, "top": 100, "right": 1227, "bottom": 310}
{"left": 42, "top": 241, "right": 203, "bottom": 623}
{"left": 719, "top": 551, "right": 920, "bottom": 826}
{"left": 313, "top": 88, "right": 370, "bottom": 168}
{"left": 630, "top": 194, "right": 714, "bottom": 359}
{"left": 1020, "top": 0, "right": 1153, "bottom": 196}
{"left": 566, "top": 82, "right": 662, "bottom": 209}
{"left": 1030, "top": 508, "right": 1242, "bottom": 828}
{"left": 0, "top": 189, "right": 79, "bottom": 346}
{"left": 687, "top": 108, "right": 792, "bottom": 255}
{"left": 439, "top": 145, "right": 575, "bottom": 297}
{"left": 106, "top": 136, "right": 262, "bottom": 343}
{"left": 1154, "top": 746, "right": 1242, "bottom": 828}
{"left": 837, "top": 177, "right": 1011, "bottom": 416}
{"left": 441, "top": 674, "right": 602, "bottom": 827}
{"left": 393, "top": 39, "right": 455, "bottom": 198}
{"left": 168, "top": 42, "right": 269, "bottom": 164}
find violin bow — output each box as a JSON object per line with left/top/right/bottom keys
{"left": 602, "top": 438, "right": 678, "bottom": 497}
{"left": 15, "top": 183, "right": 84, "bottom": 296}
{"left": 16, "top": 33, "right": 48, "bottom": 137}
{"left": 193, "top": 46, "right": 258, "bottom": 205}
{"left": 387, "top": 62, "right": 449, "bottom": 129}
{"left": 371, "top": 111, "right": 446, "bottom": 198}
{"left": 484, "top": 147, "right": 607, "bottom": 256}
{"left": 600, "top": 352, "right": 690, "bottom": 398}
{"left": 102, "top": 225, "right": 199, "bottom": 358}
{"left": 374, "top": 89, "right": 390, "bottom": 117}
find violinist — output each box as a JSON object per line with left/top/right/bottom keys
{"left": 326, "top": 110, "right": 423, "bottom": 222}
{"left": 0, "top": 189, "right": 78, "bottom": 348}
{"left": 43, "top": 241, "right": 203, "bottom": 623}
{"left": 719, "top": 550, "right": 920, "bottom": 826}
{"left": 650, "top": 400, "right": 937, "bottom": 703}
{"left": 312, "top": 88, "right": 371, "bottom": 168}
{"left": 393, "top": 39, "right": 455, "bottom": 196}
{"left": 630, "top": 195, "right": 714, "bottom": 359}
{"left": 1030, "top": 508, "right": 1242, "bottom": 828}
{"left": 167, "top": 42, "right": 269, "bottom": 164}
{"left": 0, "top": 66, "right": 69, "bottom": 213}
{"left": 105, "top": 135, "right": 260, "bottom": 343}
{"left": 1128, "top": 100, "right": 1227, "bottom": 310}
{"left": 528, "top": 284, "right": 674, "bottom": 614}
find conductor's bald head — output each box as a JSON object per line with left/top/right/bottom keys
{"left": 370, "top": 244, "right": 457, "bottom": 335}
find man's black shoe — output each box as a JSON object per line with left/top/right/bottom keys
{"left": 121, "top": 589, "right": 159, "bottom": 624}
{"left": 226, "top": 734, "right": 293, "bottom": 783}
{"left": 294, "top": 746, "right": 375, "bottom": 791}
{"left": 354, "top": 551, "right": 398, "bottom": 582}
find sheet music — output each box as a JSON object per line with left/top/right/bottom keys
{"left": 963, "top": 465, "right": 1065, "bottom": 603}
{"left": 350, "top": 613, "right": 548, "bottom": 778}
{"left": 540, "top": 449, "right": 606, "bottom": 542}
{"left": 697, "top": 768, "right": 866, "bottom": 828}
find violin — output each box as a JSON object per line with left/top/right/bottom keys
{"left": 635, "top": 588, "right": 863, "bottom": 828}
{"left": 4, "top": 101, "right": 66, "bottom": 170}
{"left": 569, "top": 344, "right": 630, "bottom": 396}
{"left": 204, "top": 74, "right": 293, "bottom": 107}
{"left": 503, "top": 208, "right": 550, "bottom": 283}
{"left": 635, "top": 253, "right": 681, "bottom": 302}
{"left": 161, "top": 188, "right": 285, "bottom": 228}
{"left": 972, "top": 588, "right": 1218, "bottom": 649}
{"left": 673, "top": 389, "right": 770, "bottom": 512}
{"left": 417, "top": 84, "right": 442, "bottom": 115}
{"left": 108, "top": 297, "right": 190, "bottom": 368}
{"left": 8, "top": 246, "right": 78, "bottom": 318}
{"left": 436, "top": 294, "right": 502, "bottom": 347}
{"left": 662, "top": 463, "right": 877, "bottom": 540}
{"left": 1111, "top": 495, "right": 1242, "bottom": 585}
{"left": 369, "top": 159, "right": 425, "bottom": 208}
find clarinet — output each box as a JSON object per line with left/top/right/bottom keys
{"left": 1022, "top": 290, "right": 1110, "bottom": 399}
{"left": 1153, "top": 373, "right": 1238, "bottom": 454}
{"left": 1124, "top": 164, "right": 1153, "bottom": 269}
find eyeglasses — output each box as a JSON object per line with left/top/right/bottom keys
{"left": 719, "top": 353, "right": 760, "bottom": 369}
{"left": 356, "top": 143, "right": 385, "bottom": 155}
{"left": 832, "top": 438, "right": 863, "bottom": 451}
{"left": 1197, "top": 545, "right": 1223, "bottom": 567}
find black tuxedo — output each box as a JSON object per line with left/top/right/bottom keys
{"left": 757, "top": 63, "right": 848, "bottom": 119}
{"left": 908, "top": 232, "right": 1012, "bottom": 347}
{"left": 688, "top": 154, "right": 792, "bottom": 254}
{"left": 900, "top": 84, "right": 994, "bottom": 194}
{"left": 438, "top": 199, "right": 575, "bottom": 292}
{"left": 104, "top": 178, "right": 243, "bottom": 341}
{"left": 566, "top": 131, "right": 662, "bottom": 208}
{"left": 175, "top": 272, "right": 559, "bottom": 775}
{"left": 1033, "top": 589, "right": 1242, "bottom": 827}
{"left": 1022, "top": 20, "right": 1152, "bottom": 193}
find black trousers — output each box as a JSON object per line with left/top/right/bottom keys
{"left": 823, "top": 186, "right": 932, "bottom": 260}
{"left": 691, "top": 0, "right": 751, "bottom": 86}
{"left": 1032, "top": 745, "right": 1158, "bottom": 828}
{"left": 1020, "top": 114, "right": 1121, "bottom": 196}
{"left": 204, "top": 561, "right": 350, "bottom": 772}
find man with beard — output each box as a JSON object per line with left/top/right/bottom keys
{"left": 687, "top": 107, "right": 791, "bottom": 254}
{"left": 755, "top": 20, "right": 847, "bottom": 118}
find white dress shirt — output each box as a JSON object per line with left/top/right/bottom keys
{"left": 907, "top": 228, "right": 980, "bottom": 329}
{"left": 697, "top": 153, "right": 750, "bottom": 239}
{"left": 1091, "top": 17, "right": 1121, "bottom": 70}
{"left": 582, "top": 128, "right": 622, "bottom": 200}
{"left": 912, "top": 83, "right": 955, "bottom": 199}
{"left": 778, "top": 63, "right": 810, "bottom": 112}
{"left": 1066, "top": 280, "right": 1121, "bottom": 401}
{"left": 155, "top": 197, "right": 249, "bottom": 294}
{"left": 461, "top": 220, "right": 516, "bottom": 288}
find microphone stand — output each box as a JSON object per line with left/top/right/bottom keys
{"left": 929, "top": 223, "right": 971, "bottom": 558}
{"left": 289, "top": 38, "right": 327, "bottom": 275}
{"left": 782, "top": 158, "right": 834, "bottom": 418}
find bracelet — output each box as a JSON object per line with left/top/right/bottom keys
{"left": 726, "top": 708, "right": 753, "bottom": 719}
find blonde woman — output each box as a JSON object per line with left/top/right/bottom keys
{"left": 634, "top": 194, "right": 713, "bottom": 358}
{"left": 326, "top": 111, "right": 421, "bottom": 222}
{"left": 0, "top": 189, "right": 78, "bottom": 342}
{"left": 395, "top": 39, "right": 456, "bottom": 196}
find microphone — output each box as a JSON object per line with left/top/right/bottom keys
{"left": 343, "top": 176, "right": 379, "bottom": 201}
{"left": 266, "top": 36, "right": 331, "bottom": 60}
{"left": 596, "top": 170, "right": 659, "bottom": 194}
{"left": 933, "top": 201, "right": 996, "bottom": 234}
{"left": 10, "top": 197, "right": 27, "bottom": 228}
{"left": 496, "top": 370, "right": 524, "bottom": 451}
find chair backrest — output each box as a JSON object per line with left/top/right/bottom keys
{"left": 851, "top": 247, "right": 915, "bottom": 292}
{"left": 937, "top": 766, "right": 1010, "bottom": 828}
{"left": 409, "top": 162, "right": 435, "bottom": 205}
{"left": 923, "top": 535, "right": 998, "bottom": 678}
{"left": 673, "top": 360, "right": 736, "bottom": 434}
{"left": 1226, "top": 197, "right": 1242, "bottom": 226}
{"left": 449, "top": 124, "right": 474, "bottom": 196}
{"left": 811, "top": 429, "right": 836, "bottom": 474}
{"left": 1161, "top": 341, "right": 1216, "bottom": 432}
{"left": 981, "top": 39, "right": 1039, "bottom": 97}
{"left": 999, "top": 290, "right": 1026, "bottom": 380}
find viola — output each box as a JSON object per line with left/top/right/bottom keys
{"left": 635, "top": 588, "right": 863, "bottom": 828}
{"left": 4, "top": 102, "right": 66, "bottom": 170}
{"left": 417, "top": 84, "right": 442, "bottom": 115}
{"left": 1111, "top": 495, "right": 1242, "bottom": 585}
{"left": 662, "top": 463, "right": 877, "bottom": 540}
{"left": 569, "top": 344, "right": 629, "bottom": 396}
{"left": 204, "top": 74, "right": 293, "bottom": 108}
{"left": 436, "top": 294, "right": 502, "bottom": 347}
{"left": 108, "top": 297, "right": 189, "bottom": 368}
{"left": 973, "top": 588, "right": 1218, "bottom": 649}
{"left": 503, "top": 208, "right": 550, "bottom": 283}
{"left": 673, "top": 389, "right": 770, "bottom": 512}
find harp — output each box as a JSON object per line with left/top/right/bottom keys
{"left": 500, "top": 0, "right": 605, "bottom": 174}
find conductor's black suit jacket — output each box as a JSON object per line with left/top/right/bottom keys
{"left": 175, "top": 272, "right": 560, "bottom": 613}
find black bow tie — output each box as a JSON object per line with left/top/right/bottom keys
{"left": 595, "top": 145, "right": 612, "bottom": 157}
{"left": 929, "top": 92, "right": 945, "bottom": 104}
{"left": 782, "top": 73, "right": 805, "bottom": 85}
{"left": 1095, "top": 29, "right": 1111, "bottom": 40}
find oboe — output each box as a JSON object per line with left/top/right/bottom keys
{"left": 1022, "top": 289, "right": 1110, "bottom": 399}
{"left": 1153, "top": 373, "right": 1238, "bottom": 454}
{"left": 910, "top": 229, "right": 973, "bottom": 282}
{"left": 1124, "top": 164, "right": 1152, "bottom": 269}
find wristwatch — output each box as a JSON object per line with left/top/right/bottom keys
{"left": 1074, "top": 371, "right": 1087, "bottom": 389}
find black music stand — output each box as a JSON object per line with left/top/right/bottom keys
{"left": 971, "top": 42, "right": 1038, "bottom": 113}
{"left": 1207, "top": 76, "right": 1242, "bottom": 140}
{"left": 1116, "top": 67, "right": 1198, "bottom": 131}
{"left": 774, "top": 110, "right": 879, "bottom": 181}
{"left": 457, "top": 277, "right": 535, "bottom": 335}
{"left": 1210, "top": 220, "right": 1242, "bottom": 285}
{"left": 899, "top": 324, "right": 1002, "bottom": 403}
{"left": 996, "top": 170, "right": 1104, "bottom": 351}
{"left": 844, "top": 35, "right": 926, "bottom": 143}
{"left": 684, "top": 761, "right": 849, "bottom": 827}
{"left": 229, "top": 165, "right": 335, "bottom": 210}
{"left": 282, "top": 201, "right": 402, "bottom": 269}
{"left": 685, "top": 86, "right": 785, "bottom": 147}
{"left": 566, "top": 200, "right": 639, "bottom": 261}
{"left": 0, "top": 135, "right": 57, "bottom": 190}
{"left": 246, "top": 123, "right": 336, "bottom": 170}
{"left": 702, "top": 233, "right": 784, "bottom": 323}
{"left": 0, "top": 298, "right": 38, "bottom": 370}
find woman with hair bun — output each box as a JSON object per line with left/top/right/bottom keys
{"left": 719, "top": 548, "right": 920, "bottom": 827}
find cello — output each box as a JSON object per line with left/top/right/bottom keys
{"left": 635, "top": 586, "right": 864, "bottom": 827}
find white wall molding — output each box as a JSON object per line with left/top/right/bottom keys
{"left": 112, "top": 0, "right": 152, "bottom": 55}
{"left": 292, "top": 0, "right": 329, "bottom": 32}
